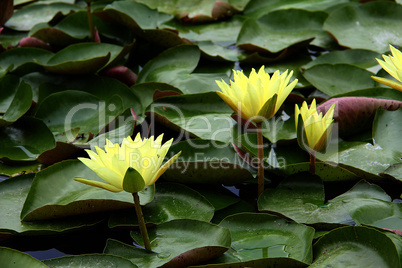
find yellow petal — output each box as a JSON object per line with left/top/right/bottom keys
{"left": 74, "top": 177, "right": 122, "bottom": 192}
{"left": 371, "top": 76, "right": 402, "bottom": 92}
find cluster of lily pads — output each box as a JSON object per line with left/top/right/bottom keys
{"left": 0, "top": 0, "right": 402, "bottom": 267}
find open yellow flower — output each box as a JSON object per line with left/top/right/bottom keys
{"left": 216, "top": 66, "right": 298, "bottom": 123}
{"left": 371, "top": 45, "right": 402, "bottom": 92}
{"left": 74, "top": 133, "right": 181, "bottom": 193}
{"left": 295, "top": 99, "right": 336, "bottom": 153}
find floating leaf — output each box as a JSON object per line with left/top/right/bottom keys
{"left": 0, "top": 117, "right": 55, "bottom": 161}
{"left": 311, "top": 226, "right": 400, "bottom": 268}
{"left": 237, "top": 9, "right": 332, "bottom": 53}
{"left": 215, "top": 213, "right": 314, "bottom": 264}
{"left": 258, "top": 175, "right": 394, "bottom": 225}
{"left": 323, "top": 2, "right": 402, "bottom": 53}
{"left": 31, "top": 11, "right": 133, "bottom": 46}
{"left": 0, "top": 75, "right": 33, "bottom": 125}
{"left": 0, "top": 247, "right": 49, "bottom": 267}
{"left": 4, "top": 2, "right": 81, "bottom": 31}
{"left": 0, "top": 48, "right": 53, "bottom": 75}
{"left": 108, "top": 182, "right": 214, "bottom": 228}
{"left": 302, "top": 64, "right": 375, "bottom": 96}
{"left": 102, "top": 1, "right": 183, "bottom": 47}
{"left": 131, "top": 219, "right": 231, "bottom": 267}
{"left": 43, "top": 42, "right": 131, "bottom": 74}
{"left": 146, "top": 92, "right": 236, "bottom": 142}
{"left": 302, "top": 49, "right": 381, "bottom": 70}
{"left": 318, "top": 109, "right": 402, "bottom": 179}
{"left": 105, "top": 219, "right": 231, "bottom": 267}
{"left": 137, "top": 45, "right": 229, "bottom": 94}
{"left": 21, "top": 160, "right": 155, "bottom": 221}
{"left": 0, "top": 174, "right": 104, "bottom": 238}
{"left": 35, "top": 90, "right": 124, "bottom": 142}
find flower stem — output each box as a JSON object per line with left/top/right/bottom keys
{"left": 86, "top": 2, "right": 94, "bottom": 40}
{"left": 256, "top": 122, "right": 264, "bottom": 197}
{"left": 309, "top": 152, "right": 316, "bottom": 175}
{"left": 132, "top": 192, "right": 151, "bottom": 251}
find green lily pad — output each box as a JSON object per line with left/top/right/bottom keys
{"left": 0, "top": 48, "right": 53, "bottom": 75}
{"left": 38, "top": 75, "right": 142, "bottom": 112}
{"left": 237, "top": 9, "right": 332, "bottom": 53}
{"left": 302, "top": 49, "right": 381, "bottom": 70}
{"left": 258, "top": 175, "right": 393, "bottom": 225}
{"left": 137, "top": 45, "right": 229, "bottom": 94}
{"left": 0, "top": 117, "right": 56, "bottom": 161}
{"left": 0, "top": 247, "right": 49, "bottom": 267}
{"left": 43, "top": 254, "right": 138, "bottom": 267}
{"left": 349, "top": 200, "right": 402, "bottom": 231}
{"left": 311, "top": 226, "right": 400, "bottom": 268}
{"left": 0, "top": 75, "right": 33, "bottom": 125}
{"left": 162, "top": 139, "right": 254, "bottom": 184}
{"left": 131, "top": 82, "right": 182, "bottom": 114}
{"left": 108, "top": 182, "right": 215, "bottom": 228}
{"left": 31, "top": 11, "right": 133, "bottom": 46}
{"left": 104, "top": 219, "right": 231, "bottom": 267}
{"left": 146, "top": 92, "right": 236, "bottom": 142}
{"left": 382, "top": 163, "right": 402, "bottom": 182}
{"left": 102, "top": 1, "right": 183, "bottom": 48}
{"left": 20, "top": 160, "right": 155, "bottom": 221}
{"left": 214, "top": 213, "right": 314, "bottom": 264}
{"left": 302, "top": 64, "right": 375, "bottom": 96}
{"left": 319, "top": 109, "right": 402, "bottom": 180}
{"left": 0, "top": 174, "right": 104, "bottom": 238}
{"left": 133, "top": 219, "right": 231, "bottom": 267}
{"left": 164, "top": 15, "right": 247, "bottom": 61}
{"left": 243, "top": 0, "right": 351, "bottom": 19}
{"left": 44, "top": 42, "right": 131, "bottom": 74}
{"left": 35, "top": 90, "right": 124, "bottom": 142}
{"left": 4, "top": 2, "right": 81, "bottom": 31}
{"left": 323, "top": 2, "right": 402, "bottom": 53}
{"left": 0, "top": 162, "right": 42, "bottom": 176}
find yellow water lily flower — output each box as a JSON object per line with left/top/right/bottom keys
{"left": 216, "top": 66, "right": 298, "bottom": 123}
{"left": 295, "top": 99, "right": 336, "bottom": 153}
{"left": 74, "top": 133, "right": 181, "bottom": 193}
{"left": 371, "top": 44, "right": 402, "bottom": 92}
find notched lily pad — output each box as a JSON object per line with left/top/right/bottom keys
{"left": 20, "top": 160, "right": 155, "bottom": 221}
{"left": 258, "top": 175, "right": 394, "bottom": 225}
{"left": 323, "top": 2, "right": 402, "bottom": 53}
{"left": 0, "top": 75, "right": 33, "bottom": 125}
{"left": 43, "top": 42, "right": 132, "bottom": 74}
{"left": 237, "top": 9, "right": 332, "bottom": 54}
{"left": 0, "top": 117, "right": 56, "bottom": 162}
{"left": 0, "top": 48, "right": 54, "bottom": 75}
{"left": 108, "top": 182, "right": 215, "bottom": 228}
{"left": 311, "top": 226, "right": 400, "bottom": 268}
{"left": 0, "top": 174, "right": 104, "bottom": 237}
{"left": 215, "top": 213, "right": 314, "bottom": 264}
{"left": 4, "top": 2, "right": 81, "bottom": 31}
